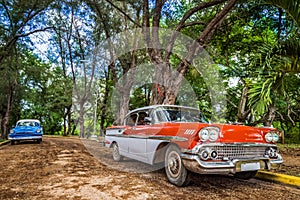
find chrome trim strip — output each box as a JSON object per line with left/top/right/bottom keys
{"left": 183, "top": 142, "right": 278, "bottom": 154}
{"left": 105, "top": 134, "right": 187, "bottom": 142}
{"left": 181, "top": 153, "right": 268, "bottom": 169}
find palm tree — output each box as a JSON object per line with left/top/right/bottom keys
{"left": 247, "top": 0, "right": 300, "bottom": 126}
{"left": 247, "top": 37, "right": 299, "bottom": 126}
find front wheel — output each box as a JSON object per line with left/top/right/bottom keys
{"left": 165, "top": 144, "right": 190, "bottom": 186}
{"left": 112, "top": 142, "right": 123, "bottom": 162}
{"left": 234, "top": 171, "right": 258, "bottom": 179}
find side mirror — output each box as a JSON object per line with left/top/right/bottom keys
{"left": 143, "top": 117, "right": 152, "bottom": 124}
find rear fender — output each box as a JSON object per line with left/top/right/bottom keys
{"left": 153, "top": 142, "right": 170, "bottom": 164}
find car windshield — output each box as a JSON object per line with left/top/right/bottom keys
{"left": 156, "top": 106, "right": 208, "bottom": 123}
{"left": 17, "top": 121, "right": 39, "bottom": 127}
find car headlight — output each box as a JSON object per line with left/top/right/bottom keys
{"left": 199, "top": 129, "right": 209, "bottom": 141}
{"left": 199, "top": 127, "right": 220, "bottom": 142}
{"left": 265, "top": 132, "right": 279, "bottom": 143}
{"left": 10, "top": 129, "right": 14, "bottom": 134}
{"left": 37, "top": 129, "right": 41, "bottom": 133}
{"left": 209, "top": 129, "right": 219, "bottom": 141}
{"left": 272, "top": 133, "right": 279, "bottom": 142}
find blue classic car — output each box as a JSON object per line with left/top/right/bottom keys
{"left": 9, "top": 119, "right": 43, "bottom": 145}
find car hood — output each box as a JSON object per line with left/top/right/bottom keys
{"left": 13, "top": 126, "right": 40, "bottom": 133}
{"left": 215, "top": 124, "right": 274, "bottom": 143}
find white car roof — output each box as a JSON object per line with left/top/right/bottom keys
{"left": 17, "top": 119, "right": 41, "bottom": 123}
{"left": 127, "top": 105, "right": 199, "bottom": 115}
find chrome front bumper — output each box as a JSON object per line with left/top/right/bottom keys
{"left": 181, "top": 143, "right": 283, "bottom": 175}
{"left": 8, "top": 136, "right": 42, "bottom": 140}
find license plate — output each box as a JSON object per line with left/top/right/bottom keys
{"left": 241, "top": 162, "right": 260, "bottom": 171}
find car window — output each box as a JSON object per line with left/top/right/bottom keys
{"left": 152, "top": 108, "right": 169, "bottom": 123}
{"left": 153, "top": 106, "right": 208, "bottom": 123}
{"left": 17, "top": 122, "right": 27, "bottom": 126}
{"left": 136, "top": 111, "right": 149, "bottom": 125}
{"left": 125, "top": 113, "right": 138, "bottom": 126}
{"left": 17, "top": 121, "right": 40, "bottom": 127}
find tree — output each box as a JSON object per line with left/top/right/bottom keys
{"left": 142, "top": 0, "right": 238, "bottom": 105}
{"left": 0, "top": 0, "right": 54, "bottom": 139}
{"left": 89, "top": 0, "right": 145, "bottom": 125}
{"left": 99, "top": 0, "right": 238, "bottom": 123}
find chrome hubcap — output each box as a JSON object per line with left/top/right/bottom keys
{"left": 168, "top": 151, "right": 181, "bottom": 177}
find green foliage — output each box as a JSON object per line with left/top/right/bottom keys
{"left": 246, "top": 34, "right": 299, "bottom": 117}
{"left": 277, "top": 143, "right": 300, "bottom": 149}
{"left": 129, "top": 85, "right": 151, "bottom": 110}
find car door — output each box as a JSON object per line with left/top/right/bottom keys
{"left": 117, "top": 113, "right": 138, "bottom": 155}
{"left": 127, "top": 111, "right": 148, "bottom": 161}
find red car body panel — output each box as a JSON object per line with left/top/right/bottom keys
{"left": 107, "top": 123, "right": 278, "bottom": 149}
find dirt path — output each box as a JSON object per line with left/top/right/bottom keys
{"left": 0, "top": 137, "right": 299, "bottom": 200}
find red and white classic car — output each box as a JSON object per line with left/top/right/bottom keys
{"left": 104, "top": 105, "right": 283, "bottom": 186}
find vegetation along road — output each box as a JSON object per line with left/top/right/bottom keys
{"left": 0, "top": 137, "right": 299, "bottom": 200}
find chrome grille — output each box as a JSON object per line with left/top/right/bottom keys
{"left": 212, "top": 145, "right": 266, "bottom": 160}
{"left": 16, "top": 132, "right": 33, "bottom": 134}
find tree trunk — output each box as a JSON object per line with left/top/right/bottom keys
{"left": 264, "top": 104, "right": 276, "bottom": 127}
{"left": 115, "top": 66, "right": 136, "bottom": 125}
{"left": 237, "top": 86, "right": 251, "bottom": 122}
{"left": 67, "top": 106, "right": 72, "bottom": 135}
{"left": 117, "top": 95, "right": 130, "bottom": 125}
{"left": 63, "top": 109, "right": 67, "bottom": 136}
{"left": 100, "top": 76, "right": 110, "bottom": 136}
{"left": 79, "top": 100, "right": 85, "bottom": 138}
{"left": 1, "top": 79, "right": 17, "bottom": 139}
{"left": 150, "top": 63, "right": 184, "bottom": 105}
{"left": 0, "top": 117, "right": 2, "bottom": 139}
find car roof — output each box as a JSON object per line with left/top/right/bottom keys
{"left": 17, "top": 119, "right": 41, "bottom": 123}
{"left": 127, "top": 105, "right": 199, "bottom": 115}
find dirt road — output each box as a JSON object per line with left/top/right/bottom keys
{"left": 0, "top": 137, "right": 299, "bottom": 200}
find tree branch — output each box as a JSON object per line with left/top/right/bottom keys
{"left": 181, "top": 21, "right": 207, "bottom": 28}
{"left": 176, "top": 0, "right": 227, "bottom": 32}
{"left": 15, "top": 26, "right": 53, "bottom": 38}
{"left": 196, "top": 0, "right": 238, "bottom": 46}
{"left": 142, "top": 0, "right": 151, "bottom": 47}
{"left": 286, "top": 98, "right": 296, "bottom": 126}
{"left": 0, "top": 27, "right": 53, "bottom": 64}
{"left": 176, "top": 0, "right": 238, "bottom": 75}
{"left": 88, "top": 0, "right": 118, "bottom": 84}
{"left": 150, "top": 0, "right": 166, "bottom": 63}
{"left": 1, "top": 1, "right": 13, "bottom": 30}
{"left": 103, "top": 0, "right": 141, "bottom": 27}
{"left": 164, "top": 0, "right": 227, "bottom": 62}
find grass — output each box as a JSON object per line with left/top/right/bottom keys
{"left": 0, "top": 138, "right": 8, "bottom": 144}
{"left": 277, "top": 143, "right": 300, "bottom": 149}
